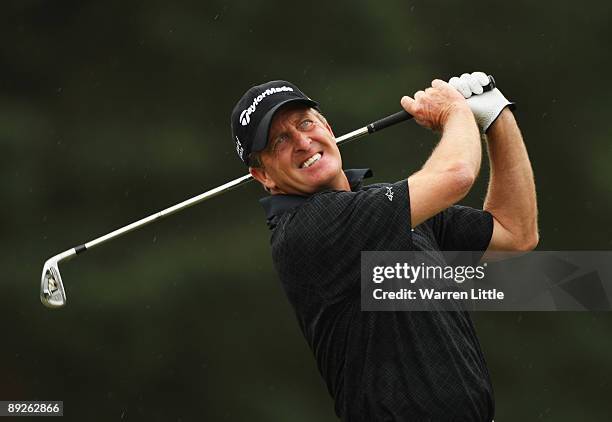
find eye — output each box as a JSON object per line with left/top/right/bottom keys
{"left": 272, "top": 134, "right": 289, "bottom": 152}
{"left": 298, "top": 119, "right": 314, "bottom": 130}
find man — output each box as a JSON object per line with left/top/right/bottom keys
{"left": 230, "top": 73, "right": 538, "bottom": 421}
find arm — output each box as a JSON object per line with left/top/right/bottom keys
{"left": 445, "top": 72, "right": 538, "bottom": 257}
{"left": 482, "top": 109, "right": 539, "bottom": 257}
{"left": 401, "top": 80, "right": 482, "bottom": 228}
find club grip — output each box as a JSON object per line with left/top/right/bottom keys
{"left": 367, "top": 110, "right": 412, "bottom": 133}
{"left": 366, "top": 74, "right": 496, "bottom": 134}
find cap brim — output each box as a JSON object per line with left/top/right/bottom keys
{"left": 251, "top": 98, "right": 319, "bottom": 155}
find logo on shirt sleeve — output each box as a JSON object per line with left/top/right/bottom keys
{"left": 385, "top": 186, "right": 394, "bottom": 201}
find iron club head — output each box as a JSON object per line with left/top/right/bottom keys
{"left": 40, "top": 250, "right": 76, "bottom": 308}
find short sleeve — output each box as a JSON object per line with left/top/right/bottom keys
{"left": 428, "top": 205, "right": 494, "bottom": 253}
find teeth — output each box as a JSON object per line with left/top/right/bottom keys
{"left": 301, "top": 153, "right": 322, "bottom": 169}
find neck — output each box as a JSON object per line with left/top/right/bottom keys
{"left": 271, "top": 172, "right": 351, "bottom": 196}
{"left": 333, "top": 171, "right": 351, "bottom": 192}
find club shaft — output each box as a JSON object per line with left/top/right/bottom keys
{"left": 83, "top": 173, "right": 253, "bottom": 251}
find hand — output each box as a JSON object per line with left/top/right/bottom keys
{"left": 400, "top": 79, "right": 470, "bottom": 132}
{"left": 448, "top": 72, "right": 514, "bottom": 133}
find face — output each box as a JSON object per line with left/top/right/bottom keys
{"left": 250, "top": 105, "right": 349, "bottom": 196}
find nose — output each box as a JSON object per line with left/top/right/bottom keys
{"left": 292, "top": 131, "right": 312, "bottom": 151}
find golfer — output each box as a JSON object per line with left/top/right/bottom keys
{"left": 230, "top": 72, "right": 538, "bottom": 421}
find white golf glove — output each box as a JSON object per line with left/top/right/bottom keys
{"left": 448, "top": 71, "right": 514, "bottom": 133}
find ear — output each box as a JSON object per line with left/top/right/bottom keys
{"left": 249, "top": 166, "right": 276, "bottom": 192}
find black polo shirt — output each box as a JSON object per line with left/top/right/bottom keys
{"left": 260, "top": 169, "right": 495, "bottom": 422}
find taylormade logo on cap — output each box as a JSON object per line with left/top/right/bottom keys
{"left": 239, "top": 86, "right": 294, "bottom": 126}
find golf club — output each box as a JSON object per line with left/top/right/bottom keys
{"left": 40, "top": 76, "right": 496, "bottom": 308}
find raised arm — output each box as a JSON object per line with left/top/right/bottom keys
{"left": 482, "top": 109, "right": 539, "bottom": 255}
{"left": 401, "top": 79, "right": 481, "bottom": 228}
{"left": 446, "top": 72, "right": 539, "bottom": 257}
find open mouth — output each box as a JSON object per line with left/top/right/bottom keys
{"left": 300, "top": 152, "right": 322, "bottom": 169}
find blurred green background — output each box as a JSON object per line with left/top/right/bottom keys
{"left": 2, "top": 0, "right": 612, "bottom": 420}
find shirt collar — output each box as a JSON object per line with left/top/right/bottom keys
{"left": 259, "top": 168, "right": 373, "bottom": 225}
